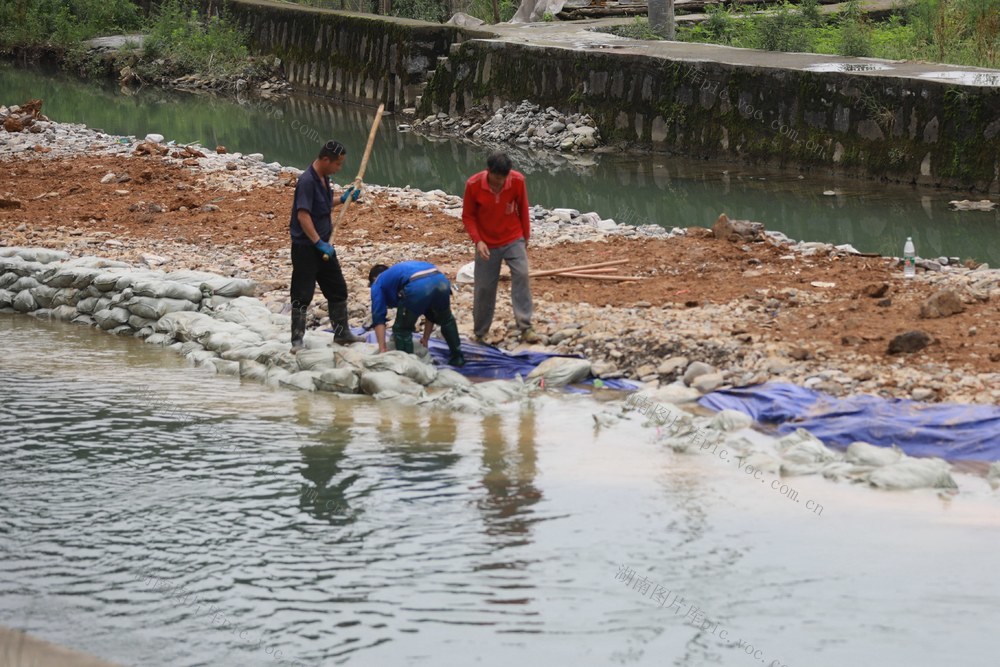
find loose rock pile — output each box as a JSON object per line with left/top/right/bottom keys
{"left": 408, "top": 101, "right": 603, "bottom": 152}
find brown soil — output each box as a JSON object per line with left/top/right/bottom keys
{"left": 2, "top": 155, "right": 998, "bottom": 375}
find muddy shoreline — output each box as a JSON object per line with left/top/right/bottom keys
{"left": 2, "top": 112, "right": 998, "bottom": 404}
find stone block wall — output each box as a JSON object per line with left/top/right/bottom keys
{"left": 420, "top": 40, "right": 1000, "bottom": 192}
{"left": 215, "top": 0, "right": 483, "bottom": 111}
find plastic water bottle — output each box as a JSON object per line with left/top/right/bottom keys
{"left": 903, "top": 237, "right": 916, "bottom": 278}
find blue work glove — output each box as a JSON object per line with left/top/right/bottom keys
{"left": 314, "top": 239, "right": 335, "bottom": 261}
{"left": 339, "top": 186, "right": 362, "bottom": 204}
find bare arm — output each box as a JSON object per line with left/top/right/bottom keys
{"left": 374, "top": 323, "right": 388, "bottom": 353}
{"left": 420, "top": 318, "right": 433, "bottom": 348}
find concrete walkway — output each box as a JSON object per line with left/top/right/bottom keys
{"left": 480, "top": 10, "right": 1000, "bottom": 86}
{"left": 0, "top": 627, "right": 121, "bottom": 667}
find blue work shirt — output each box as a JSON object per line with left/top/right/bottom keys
{"left": 370, "top": 261, "right": 436, "bottom": 326}
{"left": 289, "top": 164, "right": 333, "bottom": 245}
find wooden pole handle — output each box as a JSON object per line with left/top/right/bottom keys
{"left": 333, "top": 103, "right": 385, "bottom": 238}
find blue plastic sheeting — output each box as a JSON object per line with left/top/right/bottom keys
{"left": 699, "top": 382, "right": 1000, "bottom": 462}
{"left": 352, "top": 327, "right": 638, "bottom": 391}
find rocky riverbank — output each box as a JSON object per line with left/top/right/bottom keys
{"left": 403, "top": 100, "right": 605, "bottom": 152}
{"left": 2, "top": 109, "right": 999, "bottom": 404}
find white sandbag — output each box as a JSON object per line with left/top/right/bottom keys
{"left": 134, "top": 326, "right": 155, "bottom": 339}
{"left": 335, "top": 344, "right": 380, "bottom": 369}
{"left": 113, "top": 271, "right": 166, "bottom": 291}
{"left": 315, "top": 368, "right": 360, "bottom": 393}
{"left": 239, "top": 359, "right": 269, "bottom": 382}
{"left": 38, "top": 266, "right": 102, "bottom": 289}
{"left": 988, "top": 462, "right": 1000, "bottom": 491}
{"left": 51, "top": 305, "right": 79, "bottom": 321}
{"left": 0, "top": 289, "right": 13, "bottom": 308}
{"left": 218, "top": 341, "right": 279, "bottom": 362}
{"left": 154, "top": 311, "right": 217, "bottom": 339}
{"left": 0, "top": 247, "right": 69, "bottom": 264}
{"left": 127, "top": 296, "right": 200, "bottom": 320}
{"left": 206, "top": 358, "right": 241, "bottom": 376}
{"left": 92, "top": 270, "right": 131, "bottom": 291}
{"left": 738, "top": 451, "right": 782, "bottom": 476}
{"left": 30, "top": 285, "right": 58, "bottom": 308}
{"left": 776, "top": 429, "right": 840, "bottom": 464}
{"left": 165, "top": 270, "right": 257, "bottom": 297}
{"left": 429, "top": 368, "right": 473, "bottom": 389}
{"left": 202, "top": 329, "right": 265, "bottom": 354}
{"left": 94, "top": 306, "right": 132, "bottom": 330}
{"left": 868, "top": 458, "right": 958, "bottom": 490}
{"left": 708, "top": 409, "right": 755, "bottom": 432}
{"left": 186, "top": 349, "right": 219, "bottom": 366}
{"left": 144, "top": 333, "right": 174, "bottom": 346}
{"left": 455, "top": 260, "right": 475, "bottom": 284}
{"left": 12, "top": 289, "right": 37, "bottom": 312}
{"left": 526, "top": 357, "right": 591, "bottom": 386}
{"left": 131, "top": 279, "right": 202, "bottom": 302}
{"left": 10, "top": 276, "right": 40, "bottom": 292}
{"left": 30, "top": 308, "right": 54, "bottom": 319}
{"left": 0, "top": 257, "right": 44, "bottom": 277}
{"left": 296, "top": 349, "right": 338, "bottom": 372}
{"left": 280, "top": 371, "right": 319, "bottom": 391}
{"left": 0, "top": 273, "right": 19, "bottom": 289}
{"left": 359, "top": 370, "right": 425, "bottom": 398}
{"left": 109, "top": 288, "right": 133, "bottom": 306}
{"left": 200, "top": 295, "right": 237, "bottom": 310}
{"left": 470, "top": 379, "right": 527, "bottom": 405}
{"left": 72, "top": 314, "right": 95, "bottom": 326}
{"left": 76, "top": 296, "right": 100, "bottom": 314}
{"left": 264, "top": 366, "right": 292, "bottom": 387}
{"left": 110, "top": 324, "right": 133, "bottom": 335}
{"left": 362, "top": 351, "right": 438, "bottom": 385}
{"left": 50, "top": 288, "right": 80, "bottom": 307}
{"left": 845, "top": 442, "right": 903, "bottom": 467}
{"left": 63, "top": 257, "right": 131, "bottom": 269}
{"left": 128, "top": 315, "right": 157, "bottom": 330}
{"left": 303, "top": 330, "right": 337, "bottom": 349}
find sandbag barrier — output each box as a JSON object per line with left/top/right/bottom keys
{"left": 599, "top": 387, "right": 1000, "bottom": 496}
{"left": 0, "top": 247, "right": 557, "bottom": 408}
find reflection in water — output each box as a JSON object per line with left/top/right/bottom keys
{"left": 2, "top": 61, "right": 998, "bottom": 263}
{"left": 479, "top": 409, "right": 542, "bottom": 547}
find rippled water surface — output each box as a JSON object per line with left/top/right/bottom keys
{"left": 2, "top": 314, "right": 1000, "bottom": 667}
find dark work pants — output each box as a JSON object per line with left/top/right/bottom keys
{"left": 290, "top": 242, "right": 348, "bottom": 343}
{"left": 394, "top": 274, "right": 455, "bottom": 350}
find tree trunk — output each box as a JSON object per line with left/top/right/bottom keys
{"left": 492, "top": 0, "right": 501, "bottom": 22}
{"left": 648, "top": 0, "right": 676, "bottom": 40}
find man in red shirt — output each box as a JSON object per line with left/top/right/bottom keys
{"left": 462, "top": 152, "right": 540, "bottom": 344}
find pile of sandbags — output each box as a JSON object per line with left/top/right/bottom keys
{"left": 1, "top": 247, "right": 538, "bottom": 406}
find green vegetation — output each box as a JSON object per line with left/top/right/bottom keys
{"left": 295, "top": 0, "right": 518, "bottom": 24}
{"left": 140, "top": 0, "right": 251, "bottom": 79}
{"left": 0, "top": 0, "right": 141, "bottom": 49}
{"left": 601, "top": 0, "right": 999, "bottom": 68}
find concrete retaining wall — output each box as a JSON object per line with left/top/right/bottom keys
{"left": 215, "top": 0, "right": 484, "bottom": 111}
{"left": 420, "top": 40, "right": 1000, "bottom": 193}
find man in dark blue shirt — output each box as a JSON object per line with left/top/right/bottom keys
{"left": 289, "top": 140, "right": 364, "bottom": 351}
{"left": 368, "top": 261, "right": 466, "bottom": 367}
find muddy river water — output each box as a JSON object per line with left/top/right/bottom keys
{"left": 2, "top": 314, "right": 999, "bottom": 666}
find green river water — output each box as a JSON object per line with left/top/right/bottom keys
{"left": 1, "top": 61, "right": 998, "bottom": 264}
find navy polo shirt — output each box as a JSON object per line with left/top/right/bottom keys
{"left": 289, "top": 164, "right": 333, "bottom": 245}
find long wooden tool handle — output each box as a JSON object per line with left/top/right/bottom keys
{"left": 334, "top": 103, "right": 385, "bottom": 234}
{"left": 529, "top": 258, "right": 628, "bottom": 278}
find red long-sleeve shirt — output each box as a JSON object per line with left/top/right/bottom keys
{"left": 462, "top": 170, "right": 530, "bottom": 249}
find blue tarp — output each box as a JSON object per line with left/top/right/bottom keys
{"left": 352, "top": 327, "right": 638, "bottom": 391}
{"left": 699, "top": 382, "right": 1000, "bottom": 462}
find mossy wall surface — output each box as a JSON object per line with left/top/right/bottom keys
{"left": 214, "top": 0, "right": 474, "bottom": 110}
{"left": 420, "top": 40, "right": 1000, "bottom": 192}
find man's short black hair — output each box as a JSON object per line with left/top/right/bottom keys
{"left": 486, "top": 152, "right": 512, "bottom": 176}
{"left": 368, "top": 264, "right": 389, "bottom": 286}
{"left": 319, "top": 140, "right": 346, "bottom": 160}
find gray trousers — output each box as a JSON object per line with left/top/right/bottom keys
{"left": 474, "top": 238, "right": 533, "bottom": 337}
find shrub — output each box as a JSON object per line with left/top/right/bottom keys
{"left": 753, "top": 3, "right": 812, "bottom": 53}
{"left": 142, "top": 0, "right": 250, "bottom": 78}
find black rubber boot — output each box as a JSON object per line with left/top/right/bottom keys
{"left": 291, "top": 303, "right": 307, "bottom": 349}
{"left": 329, "top": 301, "right": 365, "bottom": 344}
{"left": 440, "top": 319, "right": 466, "bottom": 367}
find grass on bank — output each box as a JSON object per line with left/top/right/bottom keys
{"left": 602, "top": 0, "right": 1000, "bottom": 69}
{"left": 0, "top": 0, "right": 254, "bottom": 80}
{"left": 294, "top": 0, "right": 518, "bottom": 24}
